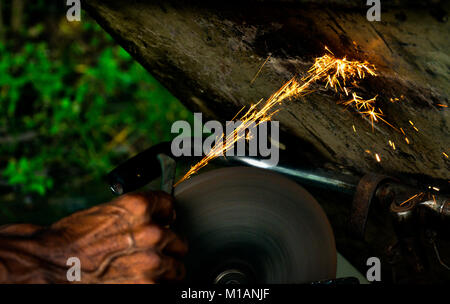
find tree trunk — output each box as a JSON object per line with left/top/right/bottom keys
{"left": 83, "top": 0, "right": 449, "bottom": 182}
{"left": 11, "top": 0, "right": 24, "bottom": 33}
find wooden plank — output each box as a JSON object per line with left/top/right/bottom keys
{"left": 84, "top": 0, "right": 449, "bottom": 181}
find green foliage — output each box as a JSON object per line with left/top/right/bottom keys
{"left": 0, "top": 17, "right": 192, "bottom": 197}
{"left": 3, "top": 157, "right": 53, "bottom": 196}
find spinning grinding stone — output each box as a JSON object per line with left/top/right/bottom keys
{"left": 174, "top": 166, "right": 336, "bottom": 283}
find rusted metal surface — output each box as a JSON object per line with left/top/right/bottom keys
{"left": 349, "top": 173, "right": 394, "bottom": 239}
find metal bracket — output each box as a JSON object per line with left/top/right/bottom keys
{"left": 349, "top": 173, "right": 393, "bottom": 240}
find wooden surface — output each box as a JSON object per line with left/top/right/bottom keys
{"left": 84, "top": 0, "right": 449, "bottom": 181}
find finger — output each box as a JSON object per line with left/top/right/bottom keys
{"left": 134, "top": 226, "right": 187, "bottom": 257}
{"left": 110, "top": 191, "right": 175, "bottom": 226}
{"left": 154, "top": 255, "right": 186, "bottom": 282}
{"left": 47, "top": 211, "right": 135, "bottom": 270}
{"left": 133, "top": 225, "right": 163, "bottom": 248}
{"left": 144, "top": 191, "right": 176, "bottom": 225}
{"left": 66, "top": 231, "right": 135, "bottom": 272}
{"left": 108, "top": 192, "right": 155, "bottom": 225}
{"left": 159, "top": 229, "right": 188, "bottom": 258}
{"left": 0, "top": 224, "right": 42, "bottom": 236}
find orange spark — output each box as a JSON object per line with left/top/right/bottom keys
{"left": 389, "top": 140, "right": 396, "bottom": 150}
{"left": 409, "top": 120, "right": 419, "bottom": 132}
{"left": 341, "top": 91, "right": 397, "bottom": 130}
{"left": 375, "top": 153, "right": 381, "bottom": 162}
{"left": 400, "top": 192, "right": 423, "bottom": 206}
{"left": 342, "top": 93, "right": 377, "bottom": 110}
{"left": 250, "top": 54, "right": 271, "bottom": 85}
{"left": 359, "top": 106, "right": 397, "bottom": 131}
{"left": 361, "top": 107, "right": 381, "bottom": 129}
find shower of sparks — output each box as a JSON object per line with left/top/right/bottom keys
{"left": 437, "top": 104, "right": 448, "bottom": 108}
{"left": 175, "top": 47, "right": 379, "bottom": 186}
{"left": 443, "top": 152, "right": 449, "bottom": 158}
{"left": 341, "top": 92, "right": 398, "bottom": 130}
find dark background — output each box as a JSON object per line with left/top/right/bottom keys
{"left": 0, "top": 0, "right": 193, "bottom": 224}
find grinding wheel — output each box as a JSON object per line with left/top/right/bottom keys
{"left": 174, "top": 166, "right": 336, "bottom": 284}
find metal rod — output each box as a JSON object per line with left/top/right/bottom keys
{"left": 215, "top": 156, "right": 359, "bottom": 195}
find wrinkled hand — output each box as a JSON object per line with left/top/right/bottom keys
{"left": 0, "top": 191, "right": 187, "bottom": 284}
